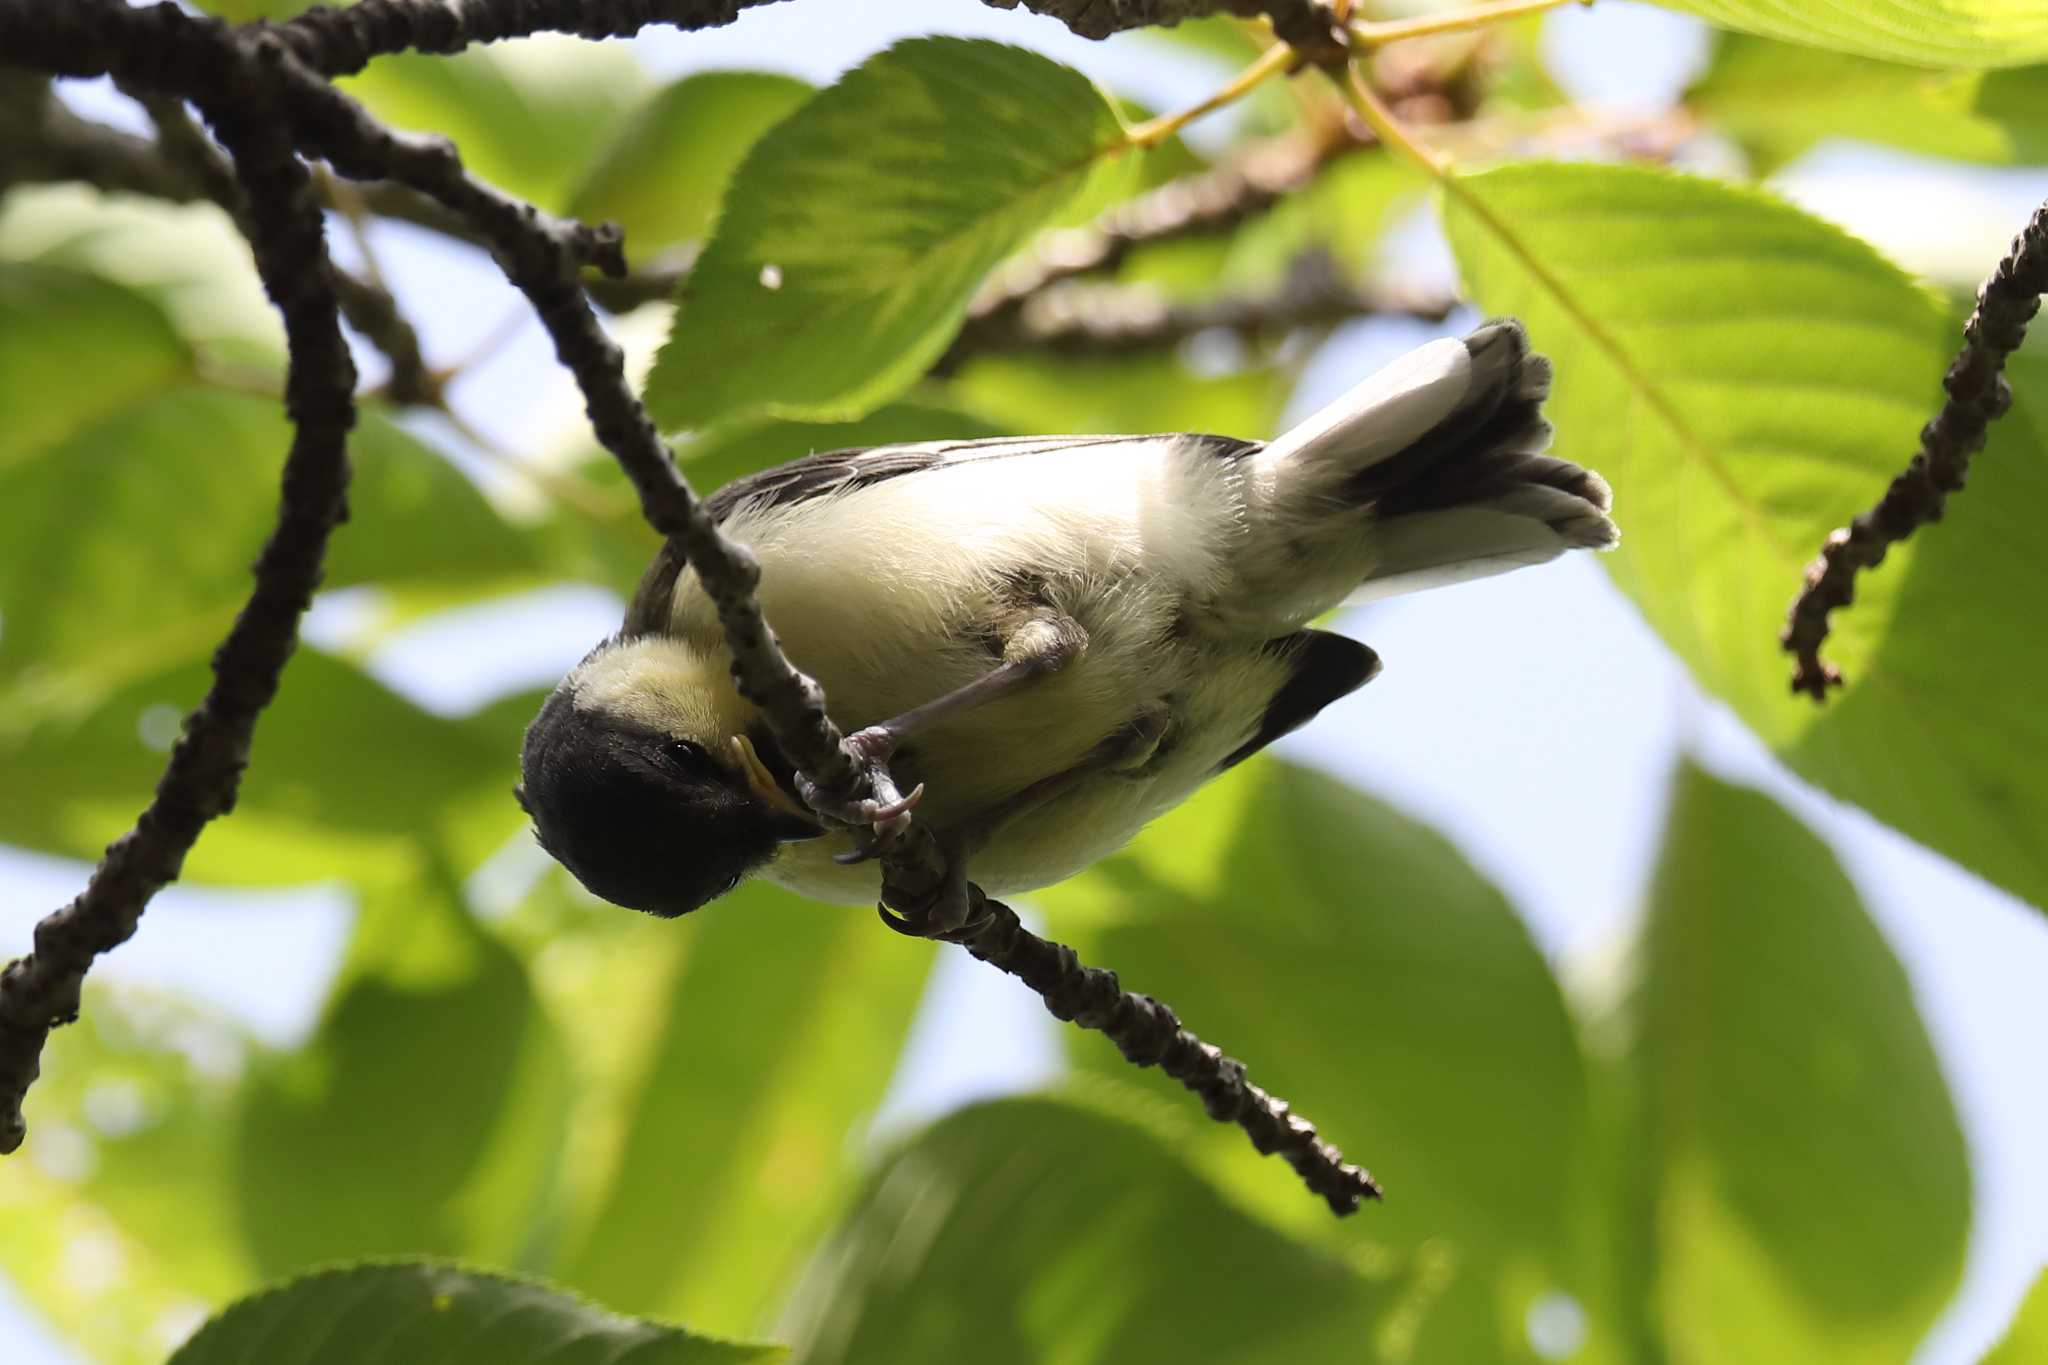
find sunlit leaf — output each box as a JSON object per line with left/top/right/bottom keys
{"left": 169, "top": 1262, "right": 783, "bottom": 1365}
{"left": 1037, "top": 760, "right": 1602, "bottom": 1362}
{"left": 1983, "top": 1270, "right": 2048, "bottom": 1364}
{"left": 1443, "top": 162, "right": 2048, "bottom": 915}
{"left": 558, "top": 884, "right": 936, "bottom": 1337}
{"left": 784, "top": 1098, "right": 1403, "bottom": 1365}
{"left": 567, "top": 71, "right": 814, "bottom": 260}
{"left": 646, "top": 38, "right": 1130, "bottom": 430}
{"left": 0, "top": 987, "right": 254, "bottom": 1365}
{"left": 1660, "top": 0, "right": 2048, "bottom": 67}
{"left": 0, "top": 389, "right": 549, "bottom": 713}
{"left": 0, "top": 262, "right": 189, "bottom": 472}
{"left": 1617, "top": 765, "right": 1969, "bottom": 1361}
{"left": 948, "top": 351, "right": 1292, "bottom": 440}
{"left": 0, "top": 187, "right": 283, "bottom": 365}
{"left": 0, "top": 650, "right": 516, "bottom": 885}
{"left": 1688, "top": 33, "right": 2048, "bottom": 172}
{"left": 342, "top": 37, "right": 648, "bottom": 212}
{"left": 235, "top": 875, "right": 570, "bottom": 1276}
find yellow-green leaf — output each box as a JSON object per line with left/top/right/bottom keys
{"left": 1443, "top": 161, "right": 2048, "bottom": 915}
{"left": 646, "top": 38, "right": 1130, "bottom": 430}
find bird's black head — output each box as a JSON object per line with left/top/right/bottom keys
{"left": 517, "top": 684, "right": 822, "bottom": 918}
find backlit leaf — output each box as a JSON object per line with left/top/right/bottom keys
{"left": 1659, "top": 0, "right": 2048, "bottom": 67}
{"left": 169, "top": 1262, "right": 782, "bottom": 1365}
{"left": 1443, "top": 162, "right": 2048, "bottom": 915}
{"left": 646, "top": 38, "right": 1129, "bottom": 430}
{"left": 1619, "top": 765, "right": 1969, "bottom": 1361}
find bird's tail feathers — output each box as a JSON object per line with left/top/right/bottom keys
{"left": 1258, "top": 319, "right": 1617, "bottom": 604}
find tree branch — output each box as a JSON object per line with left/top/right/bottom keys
{"left": 0, "top": 0, "right": 1384, "bottom": 1213}
{"left": 0, "top": 71, "right": 435, "bottom": 406}
{"left": 939, "top": 247, "right": 1453, "bottom": 373}
{"left": 1781, "top": 198, "right": 2048, "bottom": 699}
{"left": 952, "top": 894, "right": 1381, "bottom": 1213}
{"left": 0, "top": 0, "right": 356, "bottom": 1155}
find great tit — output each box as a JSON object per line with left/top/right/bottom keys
{"left": 519, "top": 320, "right": 1616, "bottom": 918}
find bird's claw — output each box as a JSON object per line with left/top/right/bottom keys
{"left": 844, "top": 725, "right": 898, "bottom": 764}
{"left": 796, "top": 770, "right": 924, "bottom": 844}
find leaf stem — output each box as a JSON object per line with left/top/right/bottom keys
{"left": 1350, "top": 0, "right": 1582, "bottom": 50}
{"left": 1125, "top": 40, "right": 1299, "bottom": 150}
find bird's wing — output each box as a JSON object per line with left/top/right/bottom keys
{"left": 1218, "top": 630, "right": 1381, "bottom": 771}
{"left": 623, "top": 432, "right": 1257, "bottom": 635}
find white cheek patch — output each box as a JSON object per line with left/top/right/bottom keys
{"left": 568, "top": 636, "right": 746, "bottom": 742}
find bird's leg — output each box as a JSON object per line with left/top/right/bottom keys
{"left": 876, "top": 707, "right": 1167, "bottom": 939}
{"left": 950, "top": 705, "right": 1167, "bottom": 855}
{"left": 845, "top": 612, "right": 1088, "bottom": 765}
{"left": 802, "top": 611, "right": 1086, "bottom": 842}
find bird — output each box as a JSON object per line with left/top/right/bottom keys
{"left": 518, "top": 320, "right": 1616, "bottom": 919}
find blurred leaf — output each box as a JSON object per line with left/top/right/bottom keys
{"left": 1688, "top": 33, "right": 2048, "bottom": 172}
{"left": 0, "top": 261, "right": 189, "bottom": 472}
{"left": 567, "top": 71, "right": 814, "bottom": 259}
{"left": 646, "top": 38, "right": 1129, "bottom": 430}
{"left": 1037, "top": 760, "right": 1600, "bottom": 1362}
{"left": 947, "top": 351, "right": 1292, "bottom": 439}
{"left": 559, "top": 885, "right": 936, "bottom": 1337}
{"left": 0, "top": 650, "right": 515, "bottom": 885}
{"left": 187, "top": 0, "right": 316, "bottom": 17}
{"left": 1114, "top": 153, "right": 1422, "bottom": 302}
{"left": 342, "top": 37, "right": 648, "bottom": 211}
{"left": 0, "top": 389, "right": 548, "bottom": 713}
{"left": 1660, "top": 0, "right": 2048, "bottom": 66}
{"left": 1983, "top": 1271, "right": 2048, "bottom": 1364}
{"left": 0, "top": 187, "right": 283, "bottom": 363}
{"left": 0, "top": 987, "right": 254, "bottom": 1365}
{"left": 1620, "top": 765, "right": 1968, "bottom": 1361}
{"left": 1444, "top": 162, "right": 2048, "bottom": 916}
{"left": 784, "top": 1097, "right": 1403, "bottom": 1365}
{"left": 235, "top": 874, "right": 570, "bottom": 1276}
{"left": 169, "top": 1262, "right": 783, "bottom": 1365}
{"left": 680, "top": 403, "right": 1008, "bottom": 489}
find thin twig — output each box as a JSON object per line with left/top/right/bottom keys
{"left": 1, "top": 0, "right": 1385, "bottom": 1214}
{"left": 0, "top": 0, "right": 357, "bottom": 1154}
{"left": 953, "top": 896, "right": 1381, "bottom": 1213}
{"left": 1782, "top": 200, "right": 2048, "bottom": 698}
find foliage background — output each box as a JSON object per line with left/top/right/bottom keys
{"left": 2, "top": 2, "right": 2046, "bottom": 1362}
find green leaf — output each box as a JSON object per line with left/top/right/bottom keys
{"left": 235, "top": 875, "right": 570, "bottom": 1276}
{"left": 1, "top": 188, "right": 284, "bottom": 366}
{"left": 1661, "top": 0, "right": 2048, "bottom": 67}
{"left": 646, "top": 38, "right": 1130, "bottom": 430}
{"left": 1983, "top": 1271, "right": 2048, "bottom": 1364}
{"left": 0, "top": 262, "right": 189, "bottom": 472}
{"left": 1443, "top": 162, "right": 2048, "bottom": 915}
{"left": 0, "top": 987, "right": 255, "bottom": 1365}
{"left": 0, "top": 388, "right": 547, "bottom": 714}
{"left": 557, "top": 884, "right": 936, "bottom": 1336}
{"left": 169, "top": 1262, "right": 783, "bottom": 1365}
{"left": 1688, "top": 33, "right": 2048, "bottom": 173}
{"left": 948, "top": 351, "right": 1292, "bottom": 440}
{"left": 1620, "top": 765, "right": 1969, "bottom": 1361}
{"left": 785, "top": 1097, "right": 1401, "bottom": 1364}
{"left": 567, "top": 71, "right": 815, "bottom": 261}
{"left": 341, "top": 38, "right": 648, "bottom": 212}
{"left": 0, "top": 650, "right": 517, "bottom": 885}
{"left": 1036, "top": 761, "right": 1601, "bottom": 1362}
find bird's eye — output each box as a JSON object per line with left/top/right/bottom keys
{"left": 663, "top": 739, "right": 710, "bottom": 771}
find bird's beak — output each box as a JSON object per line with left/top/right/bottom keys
{"left": 729, "top": 733, "right": 825, "bottom": 840}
